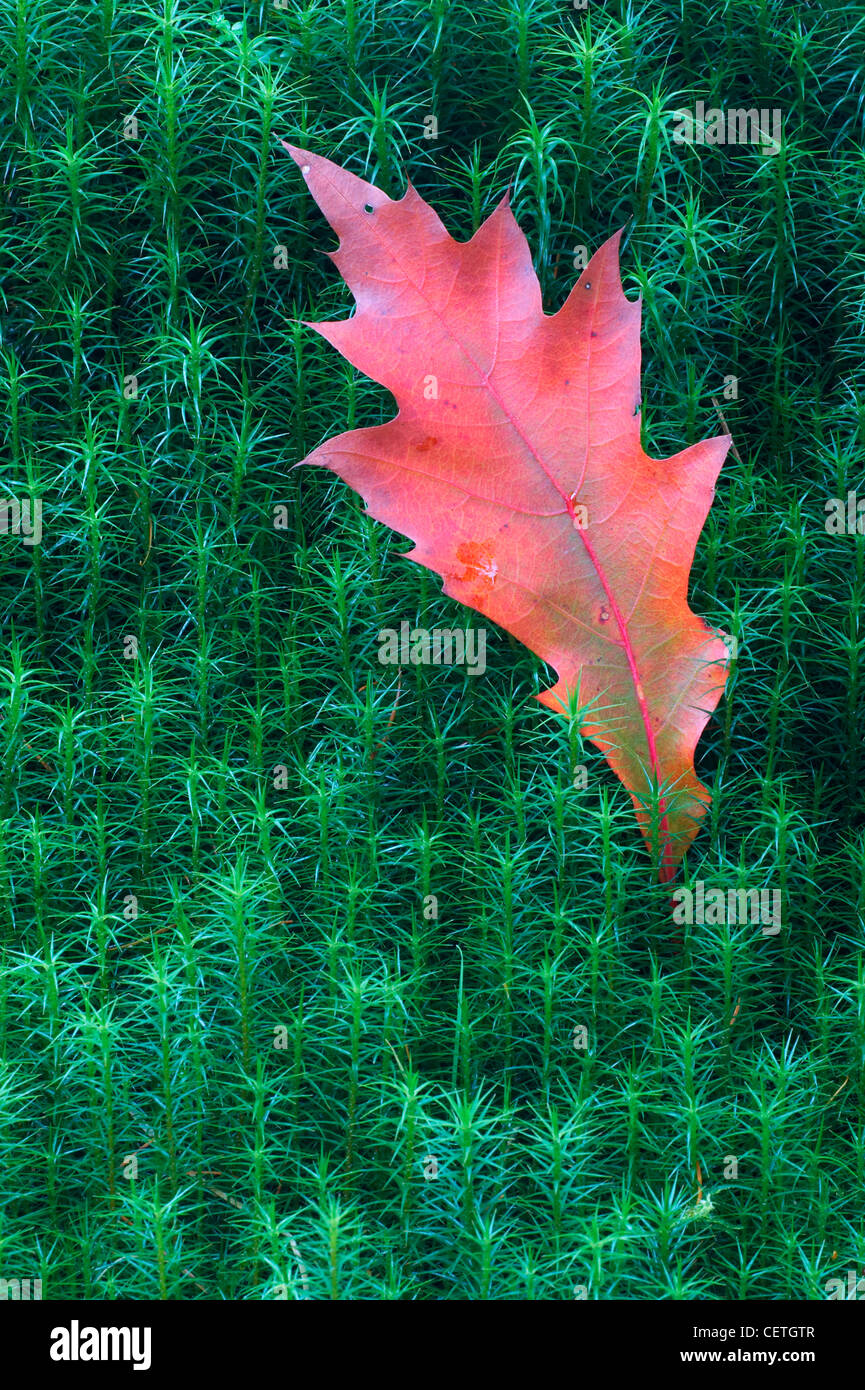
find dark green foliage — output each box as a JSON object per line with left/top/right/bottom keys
{"left": 0, "top": 0, "right": 863, "bottom": 1299}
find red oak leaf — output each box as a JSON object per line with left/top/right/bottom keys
{"left": 284, "top": 141, "right": 731, "bottom": 881}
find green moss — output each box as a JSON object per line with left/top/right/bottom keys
{"left": 0, "top": 0, "right": 862, "bottom": 1300}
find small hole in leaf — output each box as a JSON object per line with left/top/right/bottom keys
{"left": 633, "top": 402, "right": 641, "bottom": 416}
{"left": 301, "top": 164, "right": 310, "bottom": 175}
{"left": 585, "top": 281, "right": 592, "bottom": 289}
{"left": 364, "top": 203, "right": 374, "bottom": 214}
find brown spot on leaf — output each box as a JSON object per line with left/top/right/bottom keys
{"left": 413, "top": 436, "right": 439, "bottom": 452}
{"left": 454, "top": 540, "right": 499, "bottom": 601}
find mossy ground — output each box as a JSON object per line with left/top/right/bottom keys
{"left": 0, "top": 0, "right": 864, "bottom": 1299}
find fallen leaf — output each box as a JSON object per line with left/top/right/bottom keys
{"left": 284, "top": 142, "right": 731, "bottom": 880}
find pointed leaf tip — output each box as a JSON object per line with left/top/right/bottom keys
{"left": 279, "top": 140, "right": 312, "bottom": 170}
